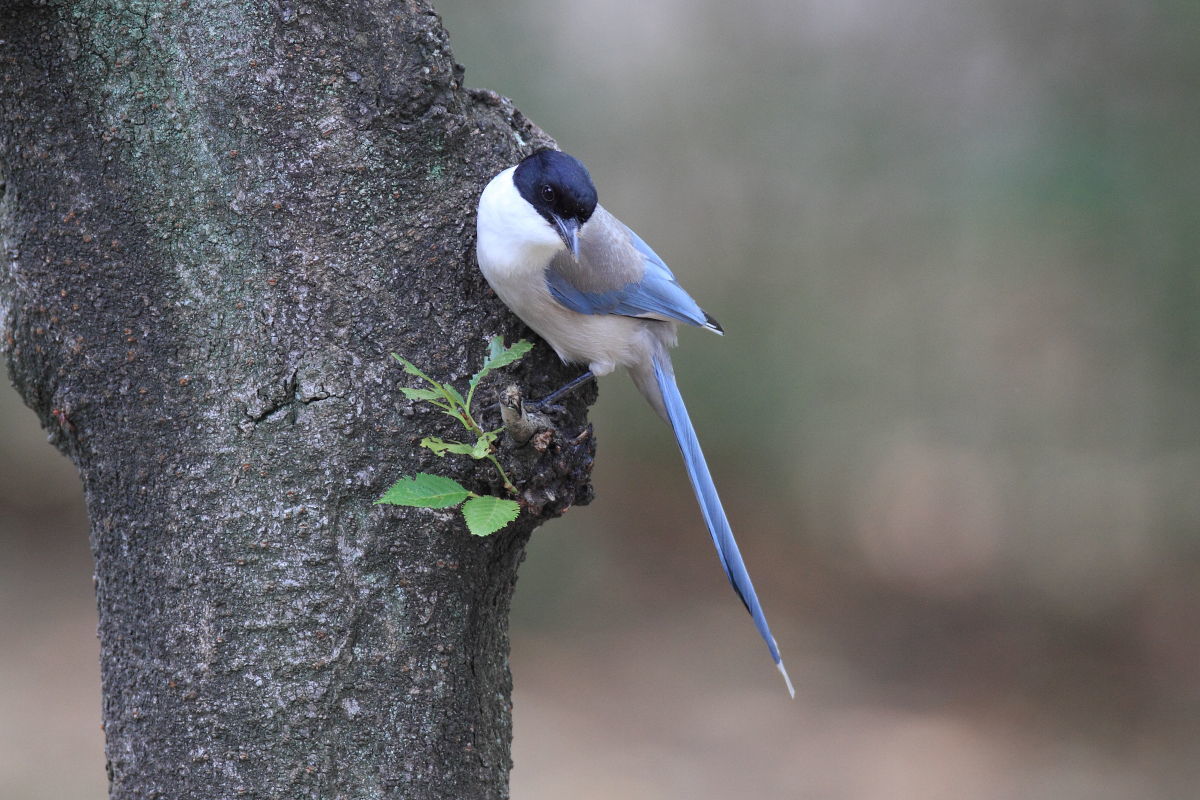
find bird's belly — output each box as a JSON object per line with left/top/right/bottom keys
{"left": 491, "top": 280, "right": 650, "bottom": 376}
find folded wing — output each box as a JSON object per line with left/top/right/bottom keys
{"left": 545, "top": 206, "right": 720, "bottom": 332}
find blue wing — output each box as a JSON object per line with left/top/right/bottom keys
{"left": 545, "top": 211, "right": 720, "bottom": 332}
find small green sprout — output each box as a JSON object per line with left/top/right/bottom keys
{"left": 376, "top": 337, "right": 533, "bottom": 536}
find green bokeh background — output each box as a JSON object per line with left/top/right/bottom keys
{"left": 4, "top": 1, "right": 1198, "bottom": 797}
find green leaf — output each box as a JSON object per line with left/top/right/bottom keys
{"left": 461, "top": 495, "right": 521, "bottom": 536}
{"left": 390, "top": 353, "right": 434, "bottom": 383}
{"left": 420, "top": 437, "right": 476, "bottom": 457}
{"left": 400, "top": 387, "right": 445, "bottom": 402}
{"left": 376, "top": 473, "right": 469, "bottom": 508}
{"left": 470, "top": 337, "right": 533, "bottom": 394}
{"left": 489, "top": 336, "right": 534, "bottom": 368}
{"left": 442, "top": 383, "right": 467, "bottom": 411}
{"left": 471, "top": 429, "right": 500, "bottom": 459}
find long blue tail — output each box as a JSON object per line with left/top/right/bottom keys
{"left": 652, "top": 355, "right": 795, "bottom": 697}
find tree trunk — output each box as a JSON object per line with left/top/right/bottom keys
{"left": 0, "top": 1, "right": 594, "bottom": 797}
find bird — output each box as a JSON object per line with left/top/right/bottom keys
{"left": 476, "top": 149, "right": 793, "bottom": 697}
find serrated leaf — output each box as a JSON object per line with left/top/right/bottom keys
{"left": 420, "top": 437, "right": 476, "bottom": 458}
{"left": 470, "top": 337, "right": 533, "bottom": 393}
{"left": 486, "top": 336, "right": 507, "bottom": 363}
{"left": 461, "top": 495, "right": 521, "bottom": 536}
{"left": 490, "top": 336, "right": 534, "bottom": 366}
{"left": 400, "top": 387, "right": 445, "bottom": 402}
{"left": 486, "top": 337, "right": 533, "bottom": 372}
{"left": 442, "top": 383, "right": 466, "bottom": 411}
{"left": 391, "top": 352, "right": 434, "bottom": 383}
{"left": 471, "top": 429, "right": 499, "bottom": 459}
{"left": 376, "top": 473, "right": 469, "bottom": 508}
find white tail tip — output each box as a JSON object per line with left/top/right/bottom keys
{"left": 777, "top": 660, "right": 796, "bottom": 699}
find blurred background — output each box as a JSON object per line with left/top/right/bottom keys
{"left": 4, "top": 0, "right": 1199, "bottom": 797}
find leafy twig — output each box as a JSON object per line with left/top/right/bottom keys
{"left": 377, "top": 337, "right": 533, "bottom": 535}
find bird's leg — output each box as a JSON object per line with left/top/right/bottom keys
{"left": 479, "top": 370, "right": 595, "bottom": 421}
{"left": 530, "top": 370, "right": 595, "bottom": 411}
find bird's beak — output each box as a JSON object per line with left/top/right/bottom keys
{"left": 553, "top": 215, "right": 581, "bottom": 260}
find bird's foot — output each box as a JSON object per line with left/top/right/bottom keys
{"left": 480, "top": 370, "right": 594, "bottom": 425}
{"left": 531, "top": 370, "right": 595, "bottom": 409}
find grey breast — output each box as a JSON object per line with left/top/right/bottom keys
{"left": 548, "top": 206, "right": 644, "bottom": 294}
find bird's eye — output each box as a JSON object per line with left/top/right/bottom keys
{"left": 540, "top": 185, "right": 555, "bottom": 203}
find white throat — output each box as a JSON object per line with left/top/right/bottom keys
{"left": 476, "top": 167, "right": 565, "bottom": 281}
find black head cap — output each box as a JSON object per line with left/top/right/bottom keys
{"left": 513, "top": 150, "right": 598, "bottom": 226}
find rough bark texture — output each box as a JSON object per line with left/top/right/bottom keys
{"left": 0, "top": 1, "right": 595, "bottom": 797}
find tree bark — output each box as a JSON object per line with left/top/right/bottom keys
{"left": 0, "top": 1, "right": 594, "bottom": 797}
